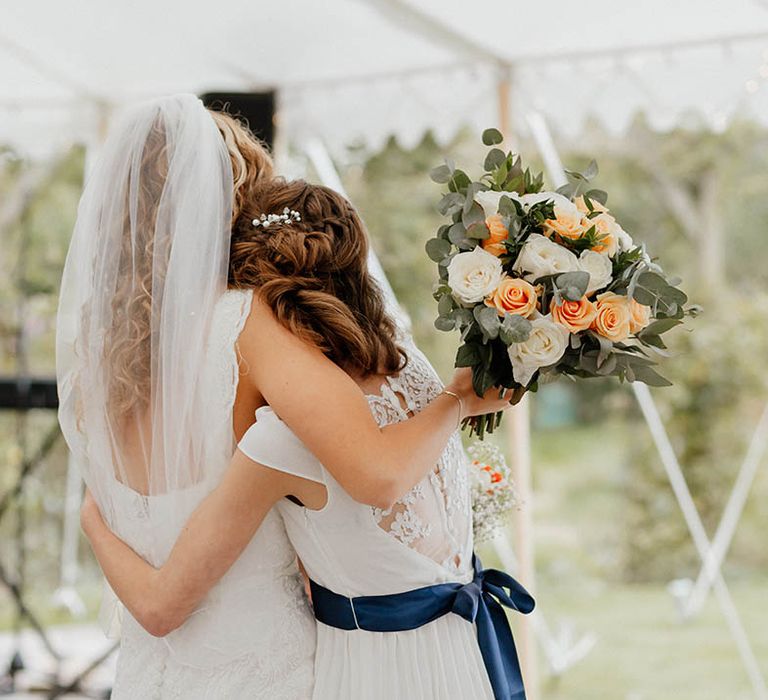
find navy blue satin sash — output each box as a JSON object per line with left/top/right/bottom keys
{"left": 309, "top": 555, "right": 535, "bottom": 700}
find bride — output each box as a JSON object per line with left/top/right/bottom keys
{"left": 59, "top": 94, "right": 516, "bottom": 698}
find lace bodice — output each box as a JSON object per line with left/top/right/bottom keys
{"left": 241, "top": 331, "right": 476, "bottom": 599}
{"left": 366, "top": 338, "right": 471, "bottom": 575}
{"left": 240, "top": 331, "right": 490, "bottom": 700}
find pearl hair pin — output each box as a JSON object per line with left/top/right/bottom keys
{"left": 252, "top": 207, "right": 301, "bottom": 228}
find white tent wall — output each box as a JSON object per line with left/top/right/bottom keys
{"left": 3, "top": 1, "right": 768, "bottom": 156}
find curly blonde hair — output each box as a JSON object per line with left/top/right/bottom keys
{"left": 103, "top": 110, "right": 405, "bottom": 427}
{"left": 103, "top": 111, "right": 274, "bottom": 421}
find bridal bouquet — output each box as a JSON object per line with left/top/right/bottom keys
{"left": 427, "top": 128, "right": 695, "bottom": 437}
{"left": 467, "top": 441, "right": 520, "bottom": 543}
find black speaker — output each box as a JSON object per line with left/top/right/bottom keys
{"left": 0, "top": 378, "right": 58, "bottom": 410}
{"left": 200, "top": 92, "right": 276, "bottom": 149}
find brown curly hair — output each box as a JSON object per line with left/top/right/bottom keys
{"left": 229, "top": 178, "right": 407, "bottom": 376}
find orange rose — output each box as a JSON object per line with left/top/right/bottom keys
{"left": 485, "top": 276, "right": 537, "bottom": 317}
{"left": 629, "top": 298, "right": 651, "bottom": 334}
{"left": 481, "top": 214, "right": 509, "bottom": 257}
{"left": 589, "top": 213, "right": 618, "bottom": 255}
{"left": 574, "top": 195, "right": 608, "bottom": 215}
{"left": 551, "top": 296, "right": 598, "bottom": 333}
{"left": 544, "top": 214, "right": 586, "bottom": 242}
{"left": 591, "top": 292, "right": 631, "bottom": 342}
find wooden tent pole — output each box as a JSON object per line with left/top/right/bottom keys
{"left": 498, "top": 66, "right": 540, "bottom": 700}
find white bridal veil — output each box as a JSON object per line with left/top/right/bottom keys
{"left": 56, "top": 94, "right": 235, "bottom": 644}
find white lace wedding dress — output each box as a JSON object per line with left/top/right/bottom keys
{"left": 240, "top": 335, "right": 495, "bottom": 700}
{"left": 108, "top": 289, "right": 316, "bottom": 699}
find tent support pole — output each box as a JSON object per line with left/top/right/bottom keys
{"left": 499, "top": 63, "right": 541, "bottom": 700}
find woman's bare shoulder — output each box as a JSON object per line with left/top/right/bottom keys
{"left": 238, "top": 293, "right": 326, "bottom": 371}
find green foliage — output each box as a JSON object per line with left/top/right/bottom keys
{"left": 621, "top": 294, "right": 768, "bottom": 580}
{"left": 0, "top": 145, "right": 85, "bottom": 375}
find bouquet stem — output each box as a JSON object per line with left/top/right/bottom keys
{"left": 460, "top": 386, "right": 526, "bottom": 438}
{"left": 461, "top": 411, "right": 505, "bottom": 439}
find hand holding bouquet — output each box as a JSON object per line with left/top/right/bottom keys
{"left": 427, "top": 129, "right": 696, "bottom": 438}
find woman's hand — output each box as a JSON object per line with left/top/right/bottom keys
{"left": 445, "top": 368, "right": 526, "bottom": 419}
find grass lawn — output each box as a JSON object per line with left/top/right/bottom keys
{"left": 478, "top": 415, "right": 768, "bottom": 699}
{"left": 534, "top": 578, "right": 768, "bottom": 700}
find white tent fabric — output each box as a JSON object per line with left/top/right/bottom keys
{"left": 2, "top": 0, "right": 768, "bottom": 154}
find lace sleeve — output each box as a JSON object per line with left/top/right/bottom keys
{"left": 238, "top": 406, "right": 325, "bottom": 485}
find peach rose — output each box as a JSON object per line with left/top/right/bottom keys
{"left": 544, "top": 211, "right": 586, "bottom": 242}
{"left": 591, "top": 292, "right": 632, "bottom": 342}
{"left": 485, "top": 276, "right": 537, "bottom": 317}
{"left": 589, "top": 213, "right": 619, "bottom": 256}
{"left": 574, "top": 195, "right": 608, "bottom": 215}
{"left": 481, "top": 214, "right": 509, "bottom": 257}
{"left": 550, "top": 296, "right": 598, "bottom": 333}
{"left": 629, "top": 298, "right": 651, "bottom": 334}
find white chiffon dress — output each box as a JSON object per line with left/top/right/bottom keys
{"left": 239, "top": 334, "right": 496, "bottom": 700}
{"left": 109, "top": 289, "right": 316, "bottom": 699}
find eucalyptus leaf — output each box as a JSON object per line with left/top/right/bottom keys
{"left": 482, "top": 128, "right": 504, "bottom": 146}
{"left": 437, "top": 294, "right": 454, "bottom": 317}
{"left": 437, "top": 192, "right": 465, "bottom": 216}
{"left": 631, "top": 364, "right": 673, "bottom": 387}
{"left": 639, "top": 334, "right": 668, "bottom": 350}
{"left": 596, "top": 353, "right": 617, "bottom": 376}
{"left": 484, "top": 148, "right": 506, "bottom": 172}
{"left": 448, "top": 170, "right": 471, "bottom": 193}
{"left": 555, "top": 271, "right": 590, "bottom": 301}
{"left": 473, "top": 304, "right": 500, "bottom": 340}
{"left": 632, "top": 271, "right": 688, "bottom": 314}
{"left": 499, "top": 314, "right": 532, "bottom": 344}
{"left": 448, "top": 222, "right": 467, "bottom": 244}
{"left": 462, "top": 202, "right": 485, "bottom": 229}
{"left": 585, "top": 188, "right": 608, "bottom": 206}
{"left": 583, "top": 160, "right": 598, "bottom": 180}
{"left": 434, "top": 316, "right": 456, "bottom": 332}
{"left": 425, "top": 237, "right": 452, "bottom": 262}
{"left": 498, "top": 194, "right": 517, "bottom": 218}
{"left": 452, "top": 308, "right": 474, "bottom": 327}
{"left": 639, "top": 318, "right": 682, "bottom": 337}
{"left": 465, "top": 222, "right": 490, "bottom": 240}
{"left": 430, "top": 164, "right": 452, "bottom": 184}
{"left": 463, "top": 182, "right": 484, "bottom": 214}
{"left": 592, "top": 332, "right": 613, "bottom": 368}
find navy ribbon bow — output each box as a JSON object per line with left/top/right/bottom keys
{"left": 309, "top": 555, "right": 535, "bottom": 700}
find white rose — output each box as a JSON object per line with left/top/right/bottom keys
{"left": 474, "top": 190, "right": 577, "bottom": 220}
{"left": 447, "top": 247, "right": 504, "bottom": 305}
{"left": 516, "top": 191, "right": 580, "bottom": 220}
{"left": 513, "top": 233, "right": 579, "bottom": 282}
{"left": 578, "top": 249, "right": 613, "bottom": 295}
{"left": 507, "top": 314, "right": 570, "bottom": 386}
{"left": 475, "top": 190, "right": 504, "bottom": 219}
